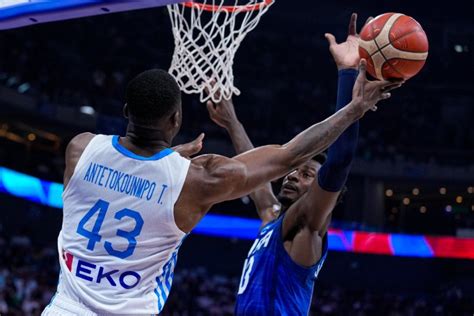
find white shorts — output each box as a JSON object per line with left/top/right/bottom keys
{"left": 42, "top": 294, "right": 99, "bottom": 316}
{"left": 42, "top": 294, "right": 154, "bottom": 316}
{"left": 41, "top": 293, "right": 154, "bottom": 316}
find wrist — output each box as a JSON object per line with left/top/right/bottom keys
{"left": 225, "top": 120, "right": 242, "bottom": 132}
{"left": 338, "top": 68, "right": 358, "bottom": 76}
{"left": 343, "top": 102, "right": 364, "bottom": 121}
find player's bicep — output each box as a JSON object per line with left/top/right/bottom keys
{"left": 283, "top": 180, "right": 340, "bottom": 235}
{"left": 203, "top": 157, "right": 250, "bottom": 204}
{"left": 174, "top": 154, "right": 249, "bottom": 232}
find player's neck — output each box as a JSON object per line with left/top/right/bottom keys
{"left": 124, "top": 123, "right": 172, "bottom": 150}
{"left": 277, "top": 196, "right": 292, "bottom": 212}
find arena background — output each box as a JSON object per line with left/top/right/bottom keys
{"left": 0, "top": 0, "right": 473, "bottom": 315}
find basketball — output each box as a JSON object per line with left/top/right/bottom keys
{"left": 359, "top": 13, "right": 429, "bottom": 80}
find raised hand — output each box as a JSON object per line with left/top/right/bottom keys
{"left": 325, "top": 13, "right": 372, "bottom": 70}
{"left": 350, "top": 59, "right": 403, "bottom": 116}
{"left": 206, "top": 97, "right": 239, "bottom": 130}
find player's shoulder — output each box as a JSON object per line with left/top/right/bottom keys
{"left": 190, "top": 153, "right": 230, "bottom": 167}
{"left": 66, "top": 132, "right": 97, "bottom": 156}
{"left": 186, "top": 153, "right": 246, "bottom": 194}
{"left": 68, "top": 132, "right": 96, "bottom": 146}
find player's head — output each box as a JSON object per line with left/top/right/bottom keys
{"left": 124, "top": 69, "right": 182, "bottom": 140}
{"left": 276, "top": 154, "right": 327, "bottom": 207}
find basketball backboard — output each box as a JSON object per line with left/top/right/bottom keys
{"left": 0, "top": 0, "right": 185, "bottom": 30}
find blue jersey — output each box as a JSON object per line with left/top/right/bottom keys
{"left": 235, "top": 216, "right": 328, "bottom": 316}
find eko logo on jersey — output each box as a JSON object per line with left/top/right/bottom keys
{"left": 62, "top": 250, "right": 141, "bottom": 290}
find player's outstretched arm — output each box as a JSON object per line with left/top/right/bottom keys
{"left": 175, "top": 60, "right": 402, "bottom": 232}
{"left": 206, "top": 97, "right": 279, "bottom": 223}
{"left": 281, "top": 76, "right": 359, "bottom": 236}
{"left": 281, "top": 12, "right": 376, "bottom": 237}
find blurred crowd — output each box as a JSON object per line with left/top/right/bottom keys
{"left": 0, "top": 234, "right": 57, "bottom": 316}
{"left": 1, "top": 234, "right": 473, "bottom": 316}
{"left": 163, "top": 268, "right": 474, "bottom": 316}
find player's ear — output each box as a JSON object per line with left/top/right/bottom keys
{"left": 171, "top": 110, "right": 181, "bottom": 128}
{"left": 123, "top": 103, "right": 129, "bottom": 119}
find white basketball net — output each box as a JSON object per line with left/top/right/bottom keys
{"left": 167, "top": 0, "right": 274, "bottom": 103}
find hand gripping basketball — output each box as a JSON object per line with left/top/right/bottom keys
{"left": 350, "top": 59, "right": 404, "bottom": 116}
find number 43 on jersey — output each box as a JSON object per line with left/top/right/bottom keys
{"left": 77, "top": 199, "right": 144, "bottom": 259}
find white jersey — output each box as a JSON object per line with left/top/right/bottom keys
{"left": 48, "top": 135, "right": 190, "bottom": 315}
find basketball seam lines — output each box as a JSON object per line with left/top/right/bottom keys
{"left": 370, "top": 38, "right": 382, "bottom": 57}
{"left": 373, "top": 39, "right": 405, "bottom": 79}
{"left": 388, "top": 14, "right": 404, "bottom": 40}
{"left": 369, "top": 14, "right": 403, "bottom": 57}
{"left": 379, "top": 29, "right": 425, "bottom": 53}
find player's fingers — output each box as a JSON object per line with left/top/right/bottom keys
{"left": 204, "top": 82, "right": 211, "bottom": 95}
{"left": 387, "top": 77, "right": 405, "bottom": 83}
{"left": 380, "top": 92, "right": 391, "bottom": 100}
{"left": 378, "top": 78, "right": 403, "bottom": 87}
{"left": 379, "top": 80, "right": 404, "bottom": 92}
{"left": 204, "top": 80, "right": 217, "bottom": 95}
{"left": 359, "top": 58, "right": 367, "bottom": 75}
{"left": 355, "top": 59, "right": 367, "bottom": 97}
{"left": 206, "top": 100, "right": 216, "bottom": 113}
{"left": 348, "top": 13, "right": 357, "bottom": 36}
{"left": 211, "top": 83, "right": 223, "bottom": 100}
{"left": 193, "top": 133, "right": 205, "bottom": 143}
{"left": 188, "top": 134, "right": 205, "bottom": 155}
{"left": 383, "top": 83, "right": 403, "bottom": 93}
{"left": 210, "top": 79, "right": 216, "bottom": 86}
{"left": 364, "top": 16, "right": 374, "bottom": 27}
{"left": 356, "top": 59, "right": 367, "bottom": 84}
{"left": 324, "top": 33, "right": 337, "bottom": 47}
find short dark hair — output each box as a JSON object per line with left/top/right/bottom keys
{"left": 126, "top": 69, "right": 181, "bottom": 124}
{"left": 312, "top": 153, "right": 327, "bottom": 165}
